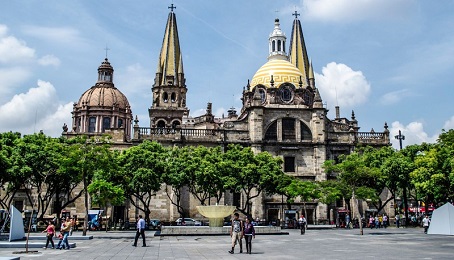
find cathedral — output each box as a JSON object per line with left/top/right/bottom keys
{"left": 62, "top": 7, "right": 390, "bottom": 224}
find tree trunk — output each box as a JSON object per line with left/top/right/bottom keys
{"left": 352, "top": 190, "right": 363, "bottom": 235}
{"left": 403, "top": 187, "right": 409, "bottom": 227}
{"left": 82, "top": 172, "right": 89, "bottom": 236}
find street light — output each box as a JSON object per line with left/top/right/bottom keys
{"left": 395, "top": 130, "right": 409, "bottom": 226}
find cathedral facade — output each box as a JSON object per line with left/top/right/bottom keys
{"left": 62, "top": 7, "right": 390, "bottom": 224}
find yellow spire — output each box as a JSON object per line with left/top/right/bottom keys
{"left": 155, "top": 6, "right": 184, "bottom": 87}
{"left": 289, "top": 11, "right": 310, "bottom": 87}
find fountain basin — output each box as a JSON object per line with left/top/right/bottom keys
{"left": 196, "top": 205, "right": 236, "bottom": 227}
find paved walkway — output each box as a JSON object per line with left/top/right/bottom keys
{"left": 0, "top": 227, "right": 453, "bottom": 259}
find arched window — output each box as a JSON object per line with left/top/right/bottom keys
{"left": 171, "top": 92, "right": 176, "bottom": 102}
{"left": 157, "top": 121, "right": 166, "bottom": 128}
{"left": 163, "top": 92, "right": 169, "bottom": 103}
{"left": 277, "top": 40, "right": 281, "bottom": 51}
{"left": 282, "top": 118, "right": 295, "bottom": 140}
{"left": 102, "top": 117, "right": 111, "bottom": 132}
{"left": 280, "top": 85, "right": 293, "bottom": 102}
{"left": 272, "top": 40, "right": 276, "bottom": 52}
{"left": 172, "top": 121, "right": 180, "bottom": 128}
{"left": 118, "top": 118, "right": 123, "bottom": 128}
{"left": 300, "top": 122, "right": 312, "bottom": 141}
{"left": 265, "top": 121, "right": 277, "bottom": 141}
{"left": 259, "top": 88, "right": 266, "bottom": 103}
{"left": 88, "top": 117, "right": 96, "bottom": 132}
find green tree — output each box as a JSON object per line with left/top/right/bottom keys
{"left": 284, "top": 179, "right": 320, "bottom": 220}
{"left": 224, "top": 144, "right": 285, "bottom": 218}
{"left": 186, "top": 146, "right": 226, "bottom": 205}
{"left": 323, "top": 152, "right": 380, "bottom": 235}
{"left": 118, "top": 140, "right": 165, "bottom": 222}
{"left": 162, "top": 146, "right": 191, "bottom": 218}
{"left": 60, "top": 135, "right": 113, "bottom": 236}
{"left": 10, "top": 133, "right": 65, "bottom": 220}
{"left": 88, "top": 169, "right": 125, "bottom": 231}
{"left": 0, "top": 132, "right": 22, "bottom": 211}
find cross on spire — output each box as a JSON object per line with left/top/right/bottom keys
{"left": 168, "top": 4, "right": 176, "bottom": 12}
{"left": 104, "top": 45, "right": 110, "bottom": 59}
{"left": 292, "top": 10, "right": 300, "bottom": 19}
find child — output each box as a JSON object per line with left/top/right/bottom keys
{"left": 243, "top": 217, "right": 255, "bottom": 254}
{"left": 55, "top": 231, "right": 65, "bottom": 249}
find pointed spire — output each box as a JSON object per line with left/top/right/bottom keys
{"left": 308, "top": 59, "right": 315, "bottom": 89}
{"left": 155, "top": 6, "right": 184, "bottom": 87}
{"left": 313, "top": 88, "right": 323, "bottom": 108}
{"left": 289, "top": 11, "right": 310, "bottom": 87}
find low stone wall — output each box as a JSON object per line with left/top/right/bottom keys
{"left": 160, "top": 226, "right": 285, "bottom": 236}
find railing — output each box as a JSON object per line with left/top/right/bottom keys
{"left": 137, "top": 127, "right": 219, "bottom": 138}
{"left": 357, "top": 132, "right": 387, "bottom": 143}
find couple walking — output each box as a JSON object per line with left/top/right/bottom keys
{"left": 229, "top": 213, "right": 255, "bottom": 254}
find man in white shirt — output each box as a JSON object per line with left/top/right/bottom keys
{"left": 133, "top": 215, "right": 146, "bottom": 247}
{"left": 422, "top": 215, "right": 430, "bottom": 234}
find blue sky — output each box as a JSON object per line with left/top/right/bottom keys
{"left": 1, "top": 0, "right": 453, "bottom": 149}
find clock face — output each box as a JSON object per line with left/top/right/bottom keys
{"left": 280, "top": 85, "right": 293, "bottom": 102}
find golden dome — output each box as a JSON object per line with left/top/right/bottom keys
{"left": 78, "top": 84, "right": 130, "bottom": 111}
{"left": 250, "top": 59, "right": 303, "bottom": 90}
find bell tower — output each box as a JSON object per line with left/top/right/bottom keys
{"left": 149, "top": 4, "right": 188, "bottom": 129}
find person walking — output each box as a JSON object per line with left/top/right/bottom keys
{"left": 228, "top": 213, "right": 243, "bottom": 254}
{"left": 383, "top": 214, "right": 388, "bottom": 228}
{"left": 345, "top": 214, "right": 351, "bottom": 229}
{"left": 59, "top": 218, "right": 71, "bottom": 250}
{"left": 133, "top": 215, "right": 146, "bottom": 247}
{"left": 243, "top": 217, "right": 255, "bottom": 254}
{"left": 396, "top": 214, "right": 400, "bottom": 228}
{"left": 300, "top": 215, "right": 307, "bottom": 234}
{"left": 42, "top": 220, "right": 55, "bottom": 249}
{"left": 422, "top": 215, "right": 430, "bottom": 234}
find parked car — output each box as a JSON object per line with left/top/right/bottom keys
{"left": 149, "top": 219, "right": 161, "bottom": 230}
{"left": 175, "top": 218, "right": 201, "bottom": 226}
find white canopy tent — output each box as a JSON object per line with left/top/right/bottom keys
{"left": 427, "top": 203, "right": 454, "bottom": 235}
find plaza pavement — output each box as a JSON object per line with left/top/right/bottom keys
{"left": 0, "top": 226, "right": 453, "bottom": 260}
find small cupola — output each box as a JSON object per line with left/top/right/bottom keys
{"left": 97, "top": 58, "right": 114, "bottom": 84}
{"left": 268, "top": 18, "right": 287, "bottom": 60}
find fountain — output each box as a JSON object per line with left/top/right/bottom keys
{"left": 196, "top": 205, "right": 236, "bottom": 227}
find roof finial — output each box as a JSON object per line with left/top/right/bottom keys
{"left": 104, "top": 45, "right": 110, "bottom": 59}
{"left": 168, "top": 3, "right": 176, "bottom": 12}
{"left": 292, "top": 10, "right": 300, "bottom": 19}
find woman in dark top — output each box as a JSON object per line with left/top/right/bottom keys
{"left": 243, "top": 217, "right": 255, "bottom": 254}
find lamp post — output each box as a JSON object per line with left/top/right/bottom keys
{"left": 395, "top": 130, "right": 409, "bottom": 226}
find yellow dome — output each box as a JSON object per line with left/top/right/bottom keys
{"left": 250, "top": 59, "right": 303, "bottom": 89}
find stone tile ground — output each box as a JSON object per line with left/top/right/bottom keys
{"left": 0, "top": 227, "right": 453, "bottom": 259}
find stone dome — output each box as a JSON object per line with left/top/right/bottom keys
{"left": 77, "top": 84, "right": 130, "bottom": 110}
{"left": 250, "top": 59, "right": 303, "bottom": 90}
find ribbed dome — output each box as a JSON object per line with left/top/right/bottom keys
{"left": 250, "top": 59, "right": 303, "bottom": 89}
{"left": 78, "top": 85, "right": 130, "bottom": 110}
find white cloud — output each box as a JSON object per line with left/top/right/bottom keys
{"left": 38, "top": 54, "right": 61, "bottom": 67}
{"left": 315, "top": 62, "right": 371, "bottom": 108}
{"left": 298, "top": 0, "right": 418, "bottom": 23}
{"left": 0, "top": 80, "right": 72, "bottom": 137}
{"left": 390, "top": 121, "right": 438, "bottom": 149}
{"left": 0, "top": 24, "right": 35, "bottom": 63}
{"left": 0, "top": 67, "right": 32, "bottom": 101}
{"left": 443, "top": 116, "right": 454, "bottom": 131}
{"left": 380, "top": 89, "right": 412, "bottom": 105}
